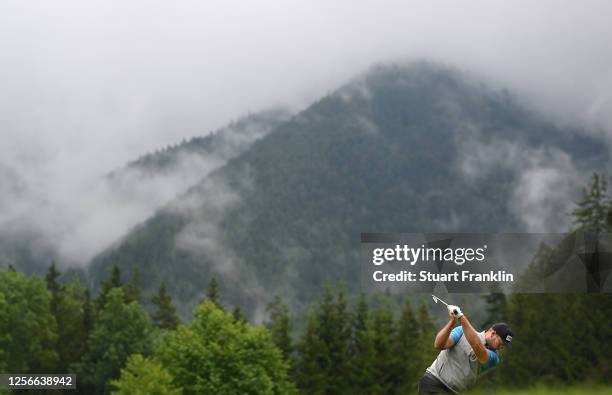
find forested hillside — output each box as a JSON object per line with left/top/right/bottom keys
{"left": 110, "top": 108, "right": 290, "bottom": 177}
{"left": 89, "top": 63, "right": 611, "bottom": 320}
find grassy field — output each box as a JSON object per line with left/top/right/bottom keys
{"left": 466, "top": 385, "right": 612, "bottom": 394}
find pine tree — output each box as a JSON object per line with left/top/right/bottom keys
{"left": 124, "top": 269, "right": 141, "bottom": 304}
{"left": 481, "top": 283, "right": 507, "bottom": 328}
{"left": 570, "top": 173, "right": 612, "bottom": 292}
{"left": 45, "top": 261, "right": 61, "bottom": 295}
{"left": 500, "top": 294, "right": 537, "bottom": 386}
{"left": 347, "top": 294, "right": 374, "bottom": 395}
{"left": 295, "top": 287, "right": 352, "bottom": 394}
{"left": 151, "top": 283, "right": 180, "bottom": 330}
{"left": 83, "top": 289, "right": 94, "bottom": 335}
{"left": 417, "top": 302, "right": 436, "bottom": 371}
{"left": 316, "top": 287, "right": 351, "bottom": 394}
{"left": 395, "top": 299, "right": 422, "bottom": 394}
{"left": 369, "top": 300, "right": 398, "bottom": 394}
{"left": 109, "top": 265, "right": 122, "bottom": 288}
{"left": 295, "top": 309, "right": 326, "bottom": 393}
{"left": 232, "top": 305, "right": 244, "bottom": 323}
{"left": 53, "top": 279, "right": 88, "bottom": 371}
{"left": 96, "top": 265, "right": 122, "bottom": 312}
{"left": 79, "top": 288, "right": 152, "bottom": 395}
{"left": 45, "top": 261, "right": 61, "bottom": 315}
{"left": 572, "top": 173, "right": 611, "bottom": 232}
{"left": 206, "top": 277, "right": 221, "bottom": 308}
{"left": 266, "top": 296, "right": 292, "bottom": 360}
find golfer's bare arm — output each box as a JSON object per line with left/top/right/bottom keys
{"left": 459, "top": 315, "right": 489, "bottom": 364}
{"left": 434, "top": 317, "right": 457, "bottom": 350}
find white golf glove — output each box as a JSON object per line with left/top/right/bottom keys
{"left": 448, "top": 305, "right": 463, "bottom": 318}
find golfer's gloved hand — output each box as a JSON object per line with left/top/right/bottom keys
{"left": 448, "top": 305, "right": 464, "bottom": 319}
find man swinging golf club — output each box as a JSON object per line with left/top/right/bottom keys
{"left": 418, "top": 295, "right": 514, "bottom": 394}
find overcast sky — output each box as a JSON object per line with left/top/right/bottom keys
{"left": 1, "top": 1, "right": 611, "bottom": 264}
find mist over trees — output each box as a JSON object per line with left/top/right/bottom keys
{"left": 88, "top": 64, "right": 610, "bottom": 323}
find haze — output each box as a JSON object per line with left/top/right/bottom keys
{"left": 1, "top": 0, "right": 611, "bottom": 265}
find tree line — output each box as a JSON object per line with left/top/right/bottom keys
{"left": 0, "top": 260, "right": 441, "bottom": 394}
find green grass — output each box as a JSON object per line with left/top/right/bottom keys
{"left": 466, "top": 384, "right": 612, "bottom": 395}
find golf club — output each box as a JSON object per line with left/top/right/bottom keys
{"left": 432, "top": 294, "right": 459, "bottom": 316}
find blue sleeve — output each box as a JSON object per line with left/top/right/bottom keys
{"left": 450, "top": 326, "right": 463, "bottom": 345}
{"left": 481, "top": 349, "right": 500, "bottom": 371}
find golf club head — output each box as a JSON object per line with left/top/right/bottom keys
{"left": 432, "top": 294, "right": 457, "bottom": 315}
{"left": 432, "top": 294, "right": 447, "bottom": 305}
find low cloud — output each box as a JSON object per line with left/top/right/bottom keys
{"left": 455, "top": 122, "right": 583, "bottom": 232}
{"left": 510, "top": 150, "right": 581, "bottom": 232}
{"left": 0, "top": 111, "right": 286, "bottom": 266}
{"left": 1, "top": 0, "right": 611, "bottom": 268}
{"left": 172, "top": 168, "right": 272, "bottom": 322}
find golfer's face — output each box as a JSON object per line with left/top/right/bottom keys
{"left": 487, "top": 331, "right": 503, "bottom": 350}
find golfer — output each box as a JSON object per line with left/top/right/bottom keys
{"left": 418, "top": 304, "right": 513, "bottom": 394}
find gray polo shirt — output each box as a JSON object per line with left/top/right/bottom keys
{"left": 426, "top": 326, "right": 500, "bottom": 393}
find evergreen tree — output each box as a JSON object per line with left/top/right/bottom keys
{"left": 395, "top": 299, "right": 422, "bottom": 394}
{"left": 295, "top": 309, "right": 326, "bottom": 393}
{"left": 79, "top": 288, "right": 96, "bottom": 395}
{"left": 45, "top": 261, "right": 61, "bottom": 295}
{"left": 109, "top": 265, "right": 122, "bottom": 288}
{"left": 570, "top": 173, "right": 611, "bottom": 293}
{"left": 266, "top": 296, "right": 292, "bottom": 360}
{"left": 46, "top": 261, "right": 62, "bottom": 316}
{"left": 206, "top": 277, "right": 220, "bottom": 307}
{"left": 78, "top": 288, "right": 152, "bottom": 395}
{"left": 83, "top": 289, "right": 94, "bottom": 335}
{"left": 417, "top": 302, "right": 437, "bottom": 370}
{"left": 151, "top": 283, "right": 180, "bottom": 330}
{"left": 54, "top": 279, "right": 88, "bottom": 371}
{"left": 124, "top": 269, "right": 141, "bottom": 304}
{"left": 96, "top": 265, "right": 122, "bottom": 312}
{"left": 571, "top": 173, "right": 611, "bottom": 232}
{"left": 232, "top": 305, "right": 245, "bottom": 323}
{"left": 316, "top": 287, "right": 351, "bottom": 394}
{"left": 347, "top": 293, "right": 374, "bottom": 395}
{"left": 369, "top": 300, "right": 399, "bottom": 395}
{"left": 514, "top": 242, "right": 555, "bottom": 292}
{"left": 481, "top": 283, "right": 508, "bottom": 328}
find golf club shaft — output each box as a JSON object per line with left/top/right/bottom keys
{"left": 432, "top": 294, "right": 449, "bottom": 306}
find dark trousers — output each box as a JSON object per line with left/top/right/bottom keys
{"left": 417, "top": 372, "right": 454, "bottom": 394}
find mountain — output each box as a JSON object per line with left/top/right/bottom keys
{"left": 89, "top": 62, "right": 610, "bottom": 320}
{"left": 0, "top": 109, "right": 290, "bottom": 275}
